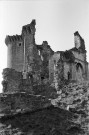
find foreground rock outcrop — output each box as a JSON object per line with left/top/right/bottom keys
{"left": 0, "top": 105, "right": 82, "bottom": 135}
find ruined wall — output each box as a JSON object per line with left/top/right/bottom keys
{"left": 71, "top": 31, "right": 88, "bottom": 81}
{"left": 2, "top": 68, "right": 23, "bottom": 93}
{"left": 49, "top": 53, "right": 60, "bottom": 82}
{"left": 72, "top": 63, "right": 83, "bottom": 82}
{"left": 63, "top": 62, "right": 71, "bottom": 80}
{"left": 22, "top": 20, "right": 36, "bottom": 73}
{"left": 5, "top": 20, "right": 54, "bottom": 84}
{"left": 71, "top": 51, "right": 88, "bottom": 81}
{"left": 72, "top": 51, "right": 86, "bottom": 61}
{"left": 74, "top": 33, "right": 81, "bottom": 49}
{"left": 74, "top": 31, "right": 86, "bottom": 51}
{"left": 37, "top": 41, "right": 54, "bottom": 81}
{"left": 71, "top": 63, "right": 77, "bottom": 81}
{"left": 0, "top": 93, "right": 51, "bottom": 115}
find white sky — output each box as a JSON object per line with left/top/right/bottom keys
{"left": 0, "top": 0, "right": 89, "bottom": 92}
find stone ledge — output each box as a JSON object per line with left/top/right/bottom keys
{"left": 0, "top": 92, "right": 51, "bottom": 116}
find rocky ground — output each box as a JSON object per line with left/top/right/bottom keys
{"left": 52, "top": 81, "right": 89, "bottom": 134}
{"left": 0, "top": 81, "right": 89, "bottom": 135}
{"left": 0, "top": 105, "right": 82, "bottom": 135}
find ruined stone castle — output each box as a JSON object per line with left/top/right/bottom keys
{"left": 2, "top": 19, "right": 88, "bottom": 92}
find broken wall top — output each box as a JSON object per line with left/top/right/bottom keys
{"left": 74, "top": 31, "right": 86, "bottom": 53}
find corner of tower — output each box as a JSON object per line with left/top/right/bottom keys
{"left": 22, "top": 19, "right": 36, "bottom": 36}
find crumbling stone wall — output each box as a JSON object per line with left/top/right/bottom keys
{"left": 72, "top": 51, "right": 86, "bottom": 61}
{"left": 26, "top": 40, "right": 54, "bottom": 84}
{"left": 63, "top": 62, "right": 71, "bottom": 80}
{"left": 71, "top": 31, "right": 88, "bottom": 81}
{"left": 74, "top": 31, "right": 86, "bottom": 51}
{"left": 49, "top": 31, "right": 88, "bottom": 89}
{"left": 49, "top": 51, "right": 75, "bottom": 88}
{"left": 5, "top": 20, "right": 54, "bottom": 85}
{"left": 2, "top": 68, "right": 38, "bottom": 94}
{"left": 71, "top": 60, "right": 88, "bottom": 82}
{"left": 22, "top": 20, "right": 36, "bottom": 74}
{"left": 2, "top": 68, "right": 23, "bottom": 93}
{"left": 0, "top": 93, "right": 51, "bottom": 114}
{"left": 37, "top": 41, "right": 54, "bottom": 81}
{"left": 49, "top": 52, "right": 60, "bottom": 86}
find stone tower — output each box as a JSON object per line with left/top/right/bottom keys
{"left": 5, "top": 20, "right": 36, "bottom": 75}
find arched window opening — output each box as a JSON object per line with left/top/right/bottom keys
{"left": 76, "top": 63, "right": 83, "bottom": 71}
{"left": 76, "top": 63, "right": 84, "bottom": 81}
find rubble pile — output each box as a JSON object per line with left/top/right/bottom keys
{"left": 52, "top": 81, "right": 89, "bottom": 134}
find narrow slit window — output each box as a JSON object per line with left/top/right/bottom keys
{"left": 19, "top": 43, "right": 22, "bottom": 46}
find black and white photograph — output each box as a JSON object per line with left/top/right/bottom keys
{"left": 0, "top": 0, "right": 89, "bottom": 134}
